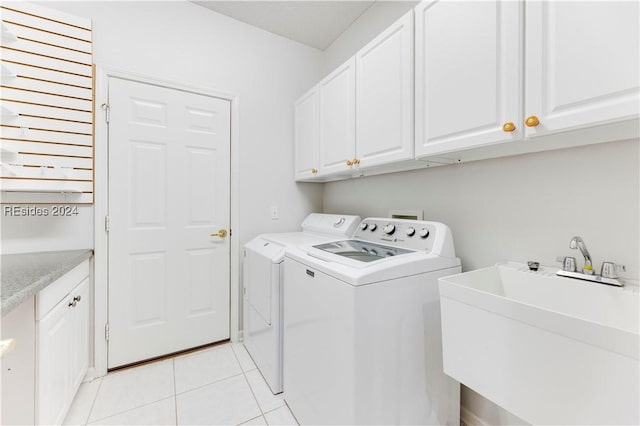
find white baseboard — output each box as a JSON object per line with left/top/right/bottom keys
{"left": 461, "top": 406, "right": 489, "bottom": 426}
{"left": 83, "top": 366, "right": 105, "bottom": 382}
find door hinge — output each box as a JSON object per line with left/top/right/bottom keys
{"left": 101, "top": 103, "right": 110, "bottom": 123}
{"left": 105, "top": 215, "right": 110, "bottom": 232}
{"left": 105, "top": 323, "right": 110, "bottom": 341}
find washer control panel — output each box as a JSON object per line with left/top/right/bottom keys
{"left": 352, "top": 218, "right": 440, "bottom": 252}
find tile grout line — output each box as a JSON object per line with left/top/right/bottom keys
{"left": 174, "top": 370, "right": 247, "bottom": 397}
{"left": 172, "top": 357, "right": 178, "bottom": 426}
{"left": 86, "top": 395, "right": 176, "bottom": 425}
{"left": 84, "top": 360, "right": 175, "bottom": 424}
{"left": 231, "top": 342, "right": 267, "bottom": 424}
{"left": 83, "top": 377, "right": 104, "bottom": 425}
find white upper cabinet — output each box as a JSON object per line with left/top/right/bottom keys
{"left": 415, "top": 0, "right": 522, "bottom": 157}
{"left": 296, "top": 1, "right": 639, "bottom": 182}
{"left": 356, "top": 11, "right": 414, "bottom": 169}
{"left": 294, "top": 86, "right": 319, "bottom": 180}
{"left": 524, "top": 1, "right": 639, "bottom": 137}
{"left": 318, "top": 58, "right": 356, "bottom": 176}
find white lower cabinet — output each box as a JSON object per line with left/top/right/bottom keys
{"left": 37, "top": 261, "right": 90, "bottom": 426}
{"left": 1, "top": 297, "right": 36, "bottom": 426}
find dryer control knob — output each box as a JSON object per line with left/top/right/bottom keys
{"left": 383, "top": 224, "right": 396, "bottom": 235}
{"left": 370, "top": 224, "right": 377, "bottom": 231}
{"left": 419, "top": 228, "right": 430, "bottom": 239}
{"left": 360, "top": 222, "right": 368, "bottom": 231}
{"left": 406, "top": 227, "right": 415, "bottom": 237}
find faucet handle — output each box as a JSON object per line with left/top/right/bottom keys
{"left": 601, "top": 262, "right": 626, "bottom": 279}
{"left": 556, "top": 256, "right": 577, "bottom": 272}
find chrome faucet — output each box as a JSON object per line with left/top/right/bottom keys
{"left": 569, "top": 236, "right": 594, "bottom": 275}
{"left": 557, "top": 236, "right": 624, "bottom": 287}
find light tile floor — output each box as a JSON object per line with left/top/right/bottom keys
{"left": 63, "top": 343, "right": 299, "bottom": 426}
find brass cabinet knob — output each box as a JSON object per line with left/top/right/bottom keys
{"left": 311, "top": 168, "right": 318, "bottom": 174}
{"left": 525, "top": 115, "right": 540, "bottom": 127}
{"left": 210, "top": 229, "right": 228, "bottom": 238}
{"left": 502, "top": 122, "right": 516, "bottom": 132}
{"left": 353, "top": 158, "right": 360, "bottom": 165}
{"left": 346, "top": 160, "right": 353, "bottom": 166}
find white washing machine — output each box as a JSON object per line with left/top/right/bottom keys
{"left": 283, "top": 218, "right": 462, "bottom": 425}
{"left": 243, "top": 213, "right": 360, "bottom": 394}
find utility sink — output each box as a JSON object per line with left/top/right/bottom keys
{"left": 439, "top": 262, "right": 639, "bottom": 425}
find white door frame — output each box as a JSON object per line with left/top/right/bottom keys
{"left": 90, "top": 66, "right": 241, "bottom": 378}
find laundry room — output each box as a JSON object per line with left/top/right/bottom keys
{"left": 0, "top": 1, "right": 638, "bottom": 425}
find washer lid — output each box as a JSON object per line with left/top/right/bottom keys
{"left": 245, "top": 237, "right": 286, "bottom": 263}
{"left": 313, "top": 240, "right": 413, "bottom": 263}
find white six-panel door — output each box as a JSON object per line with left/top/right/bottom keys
{"left": 108, "top": 78, "right": 231, "bottom": 368}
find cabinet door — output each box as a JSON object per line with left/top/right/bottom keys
{"left": 414, "top": 0, "right": 522, "bottom": 158}
{"left": 525, "top": 1, "right": 639, "bottom": 136}
{"left": 1, "top": 298, "right": 36, "bottom": 426}
{"left": 37, "top": 295, "right": 73, "bottom": 426}
{"left": 355, "top": 11, "right": 414, "bottom": 169}
{"left": 70, "top": 278, "right": 90, "bottom": 392}
{"left": 294, "top": 86, "right": 319, "bottom": 180}
{"left": 318, "top": 58, "right": 356, "bottom": 176}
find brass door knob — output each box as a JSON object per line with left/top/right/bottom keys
{"left": 346, "top": 160, "right": 353, "bottom": 166}
{"left": 525, "top": 115, "right": 540, "bottom": 127}
{"left": 311, "top": 168, "right": 318, "bottom": 174}
{"left": 210, "top": 229, "right": 228, "bottom": 238}
{"left": 502, "top": 122, "right": 516, "bottom": 132}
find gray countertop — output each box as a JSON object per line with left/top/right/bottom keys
{"left": 1, "top": 249, "right": 93, "bottom": 316}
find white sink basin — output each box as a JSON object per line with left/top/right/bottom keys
{"left": 439, "top": 262, "right": 639, "bottom": 425}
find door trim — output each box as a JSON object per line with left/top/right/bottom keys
{"left": 90, "top": 66, "right": 240, "bottom": 378}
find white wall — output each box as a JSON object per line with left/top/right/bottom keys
{"left": 323, "top": 1, "right": 418, "bottom": 74}
{"left": 319, "top": 3, "right": 640, "bottom": 424}
{"left": 1, "top": 208, "right": 93, "bottom": 253}
{"left": 2, "top": 2, "right": 324, "bottom": 256}
{"left": 324, "top": 139, "right": 639, "bottom": 277}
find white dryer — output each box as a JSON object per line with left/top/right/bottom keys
{"left": 283, "top": 218, "right": 462, "bottom": 425}
{"left": 243, "top": 213, "right": 360, "bottom": 394}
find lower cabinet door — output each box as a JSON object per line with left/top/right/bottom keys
{"left": 70, "top": 278, "right": 90, "bottom": 392}
{"left": 37, "top": 277, "right": 90, "bottom": 425}
{"left": 37, "top": 296, "right": 73, "bottom": 426}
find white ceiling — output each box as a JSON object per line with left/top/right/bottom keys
{"left": 191, "top": 1, "right": 375, "bottom": 50}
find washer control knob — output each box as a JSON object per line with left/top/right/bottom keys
{"left": 405, "top": 227, "right": 415, "bottom": 237}
{"left": 360, "top": 222, "right": 368, "bottom": 231}
{"left": 383, "top": 224, "right": 396, "bottom": 235}
{"left": 334, "top": 217, "right": 345, "bottom": 227}
{"left": 370, "top": 224, "right": 377, "bottom": 231}
{"left": 419, "top": 228, "right": 430, "bottom": 239}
